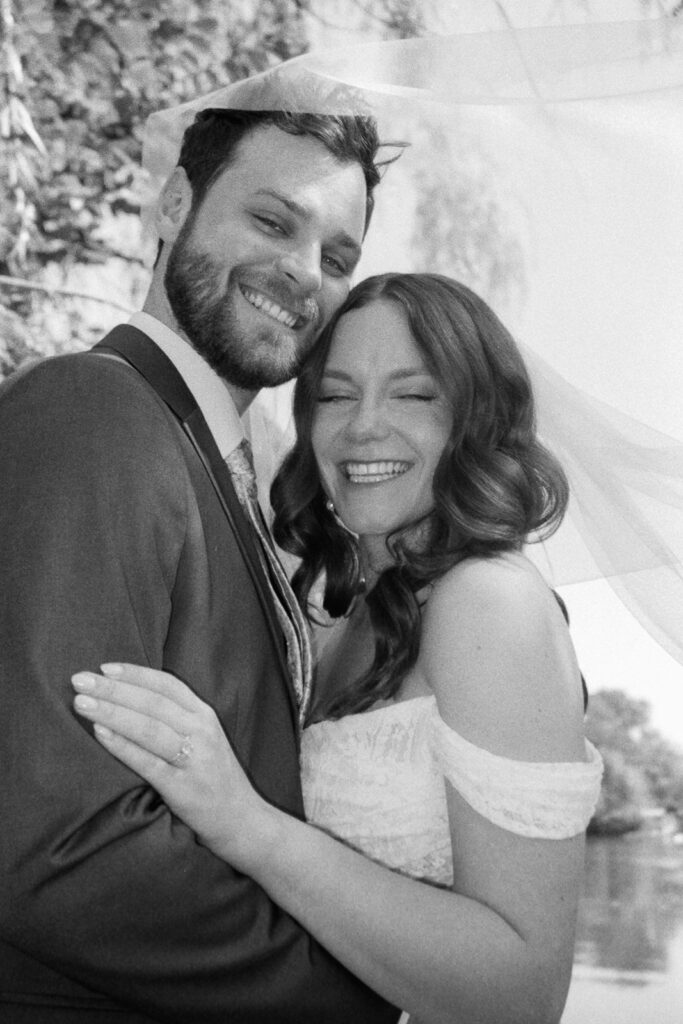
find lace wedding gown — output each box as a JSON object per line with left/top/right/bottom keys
{"left": 301, "top": 694, "right": 603, "bottom": 1020}
{"left": 302, "top": 695, "right": 602, "bottom": 887}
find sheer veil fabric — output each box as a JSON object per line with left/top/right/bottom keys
{"left": 141, "top": 5, "right": 683, "bottom": 668}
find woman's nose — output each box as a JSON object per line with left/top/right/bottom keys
{"left": 344, "top": 397, "right": 389, "bottom": 441}
{"left": 276, "top": 247, "right": 322, "bottom": 294}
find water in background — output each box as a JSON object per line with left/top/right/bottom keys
{"left": 562, "top": 834, "right": 683, "bottom": 1023}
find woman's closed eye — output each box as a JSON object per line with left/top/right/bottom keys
{"left": 393, "top": 390, "right": 439, "bottom": 402}
{"left": 317, "top": 392, "right": 356, "bottom": 404}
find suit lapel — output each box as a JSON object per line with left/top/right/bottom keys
{"left": 92, "top": 325, "right": 298, "bottom": 717}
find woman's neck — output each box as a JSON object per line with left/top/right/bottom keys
{"left": 309, "top": 596, "right": 375, "bottom": 722}
{"left": 358, "top": 535, "right": 393, "bottom": 591}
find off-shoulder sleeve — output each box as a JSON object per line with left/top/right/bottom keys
{"left": 428, "top": 703, "right": 603, "bottom": 839}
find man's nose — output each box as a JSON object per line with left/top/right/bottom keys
{"left": 276, "top": 247, "right": 322, "bottom": 293}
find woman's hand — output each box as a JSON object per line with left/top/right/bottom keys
{"left": 71, "top": 663, "right": 278, "bottom": 872}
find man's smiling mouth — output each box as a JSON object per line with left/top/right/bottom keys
{"left": 342, "top": 461, "right": 412, "bottom": 484}
{"left": 241, "top": 286, "right": 307, "bottom": 329}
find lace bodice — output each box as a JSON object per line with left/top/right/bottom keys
{"left": 301, "top": 696, "right": 603, "bottom": 887}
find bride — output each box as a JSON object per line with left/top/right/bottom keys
{"left": 73, "top": 272, "right": 602, "bottom": 1024}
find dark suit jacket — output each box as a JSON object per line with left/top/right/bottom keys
{"left": 0, "top": 326, "right": 397, "bottom": 1023}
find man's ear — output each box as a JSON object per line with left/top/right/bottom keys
{"left": 155, "top": 167, "right": 193, "bottom": 242}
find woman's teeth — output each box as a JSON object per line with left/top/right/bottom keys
{"left": 242, "top": 287, "right": 299, "bottom": 328}
{"left": 343, "top": 461, "right": 411, "bottom": 483}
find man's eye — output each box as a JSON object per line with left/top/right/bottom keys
{"left": 254, "top": 215, "right": 285, "bottom": 234}
{"left": 322, "top": 253, "right": 348, "bottom": 277}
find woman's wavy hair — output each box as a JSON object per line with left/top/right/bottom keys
{"left": 271, "top": 273, "right": 569, "bottom": 718}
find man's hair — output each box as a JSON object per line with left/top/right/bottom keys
{"left": 271, "top": 273, "right": 569, "bottom": 719}
{"left": 177, "top": 107, "right": 382, "bottom": 230}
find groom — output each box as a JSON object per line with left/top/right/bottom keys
{"left": 0, "top": 107, "right": 397, "bottom": 1021}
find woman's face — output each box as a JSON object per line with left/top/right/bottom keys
{"left": 312, "top": 299, "right": 452, "bottom": 549}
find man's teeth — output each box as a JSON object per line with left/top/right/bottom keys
{"left": 242, "top": 288, "right": 299, "bottom": 327}
{"left": 344, "top": 461, "right": 411, "bottom": 483}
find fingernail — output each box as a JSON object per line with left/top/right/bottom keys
{"left": 72, "top": 673, "right": 96, "bottom": 691}
{"left": 94, "top": 723, "right": 113, "bottom": 740}
{"left": 74, "top": 694, "right": 97, "bottom": 711}
{"left": 100, "top": 663, "right": 123, "bottom": 676}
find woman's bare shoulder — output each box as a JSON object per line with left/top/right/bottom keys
{"left": 426, "top": 552, "right": 560, "bottom": 635}
{"left": 420, "top": 554, "right": 586, "bottom": 760}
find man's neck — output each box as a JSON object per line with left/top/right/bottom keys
{"left": 140, "top": 289, "right": 256, "bottom": 416}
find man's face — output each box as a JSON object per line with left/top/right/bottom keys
{"left": 164, "top": 125, "right": 368, "bottom": 390}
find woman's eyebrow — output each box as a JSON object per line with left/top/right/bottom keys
{"left": 320, "top": 369, "right": 354, "bottom": 382}
{"left": 386, "top": 368, "right": 434, "bottom": 381}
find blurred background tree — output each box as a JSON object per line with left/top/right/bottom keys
{"left": 586, "top": 690, "right": 683, "bottom": 835}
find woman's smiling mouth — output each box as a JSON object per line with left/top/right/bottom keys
{"left": 342, "top": 460, "right": 412, "bottom": 484}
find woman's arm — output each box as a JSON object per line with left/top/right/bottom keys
{"left": 72, "top": 557, "right": 590, "bottom": 1024}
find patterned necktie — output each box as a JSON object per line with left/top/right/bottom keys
{"left": 225, "top": 438, "right": 312, "bottom": 726}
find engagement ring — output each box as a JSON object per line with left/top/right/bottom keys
{"left": 171, "top": 735, "right": 193, "bottom": 769}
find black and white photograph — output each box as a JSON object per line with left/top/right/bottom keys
{"left": 1, "top": 2, "right": 682, "bottom": 1021}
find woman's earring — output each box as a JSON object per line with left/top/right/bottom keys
{"left": 324, "top": 496, "right": 358, "bottom": 538}
{"left": 324, "top": 497, "right": 365, "bottom": 601}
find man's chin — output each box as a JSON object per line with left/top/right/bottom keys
{"left": 213, "top": 349, "right": 302, "bottom": 390}
{"left": 243, "top": 332, "right": 313, "bottom": 386}
{"left": 196, "top": 316, "right": 315, "bottom": 388}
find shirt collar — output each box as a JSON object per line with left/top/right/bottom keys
{"left": 128, "top": 312, "right": 244, "bottom": 459}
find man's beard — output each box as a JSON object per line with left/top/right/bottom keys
{"left": 164, "top": 221, "right": 318, "bottom": 389}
